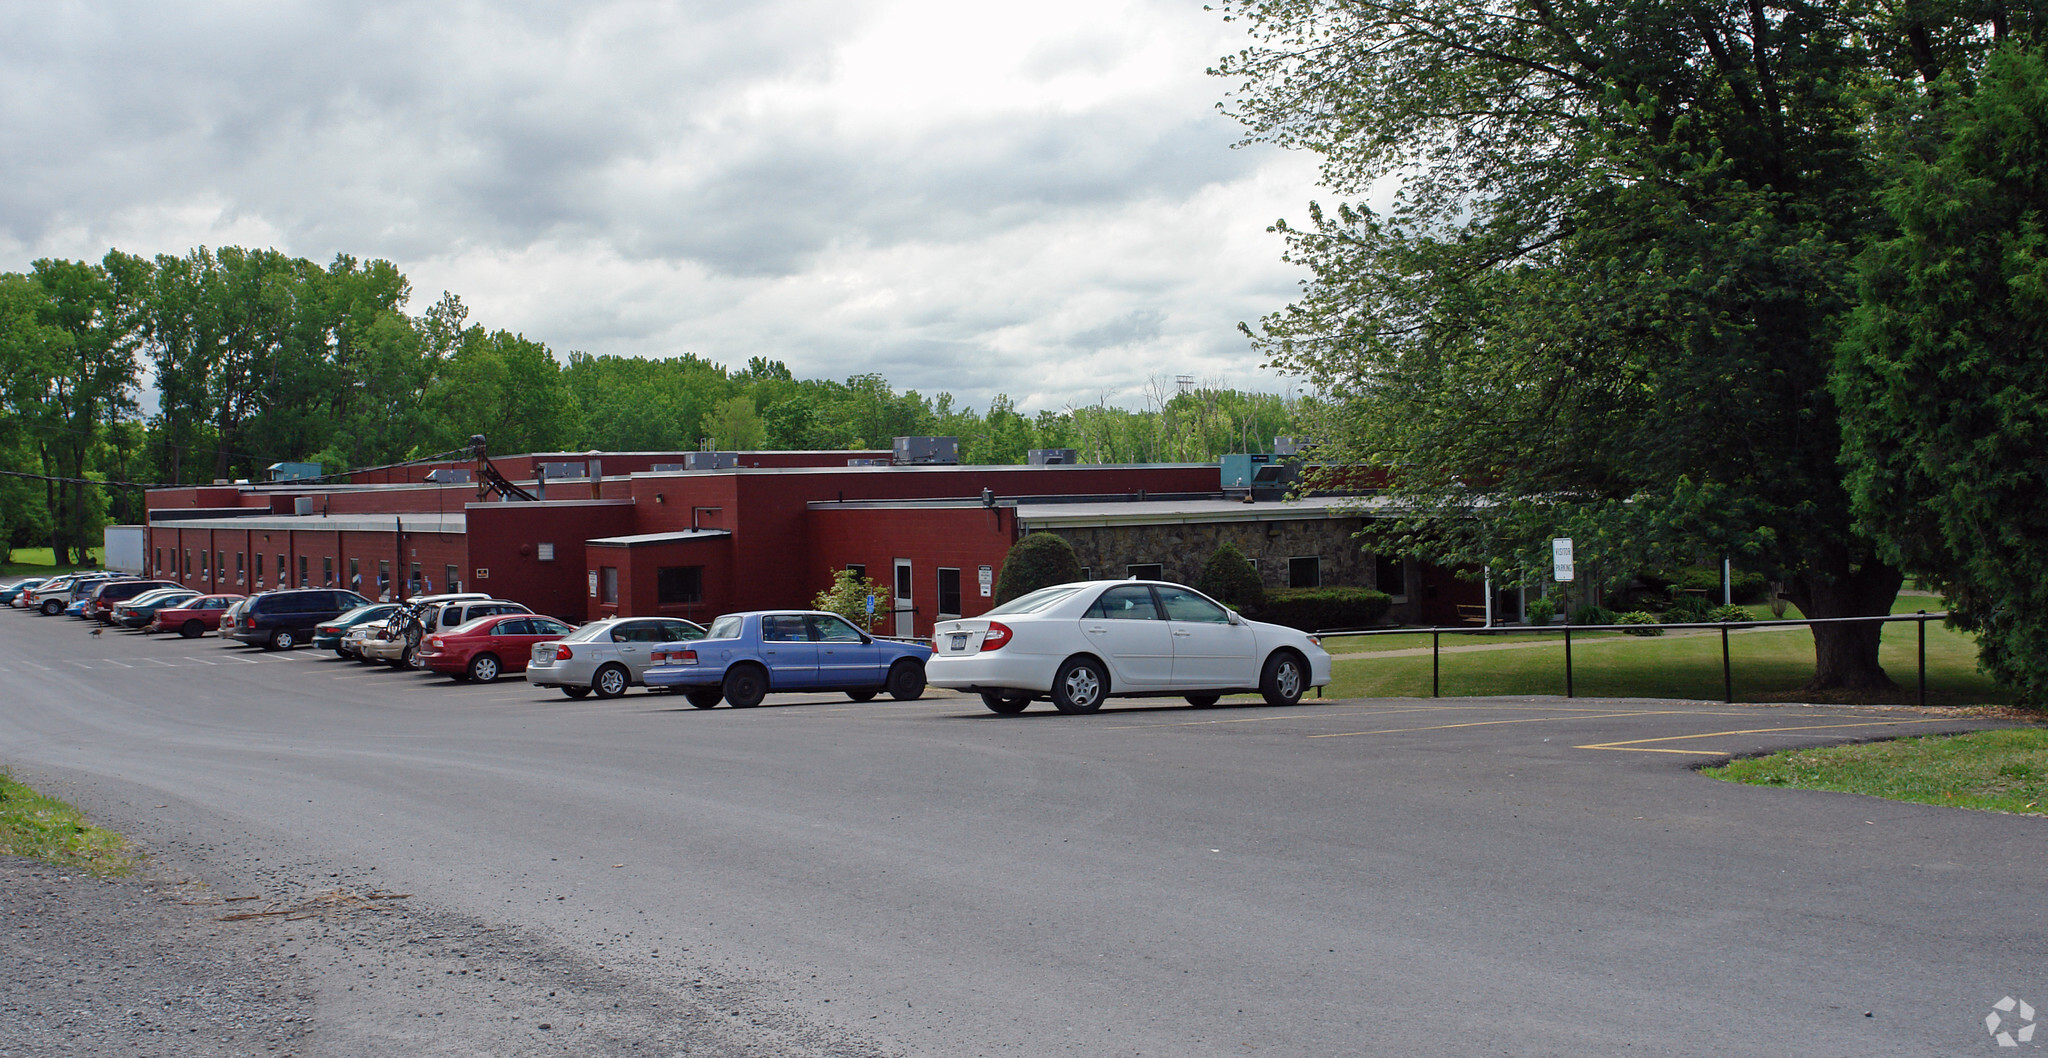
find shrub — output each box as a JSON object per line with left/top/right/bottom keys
{"left": 1521, "top": 595, "right": 1555, "bottom": 626}
{"left": 1615, "top": 611, "right": 1665, "bottom": 636}
{"left": 1707, "top": 604, "right": 1751, "bottom": 623}
{"left": 1196, "top": 542, "right": 1266, "bottom": 610}
{"left": 1663, "top": 595, "right": 1714, "bottom": 624}
{"left": 1256, "top": 587, "right": 1392, "bottom": 632}
{"left": 813, "top": 568, "right": 894, "bottom": 633}
{"left": 1572, "top": 604, "right": 1616, "bottom": 626}
{"left": 993, "top": 533, "right": 1084, "bottom": 604}
{"left": 1647, "top": 566, "right": 1770, "bottom": 604}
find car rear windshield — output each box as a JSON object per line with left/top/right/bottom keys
{"left": 706, "top": 615, "right": 745, "bottom": 640}
{"left": 563, "top": 622, "right": 615, "bottom": 643}
{"left": 985, "top": 585, "right": 1087, "bottom": 616}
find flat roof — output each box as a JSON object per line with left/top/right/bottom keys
{"left": 145, "top": 513, "right": 469, "bottom": 534}
{"left": 1013, "top": 496, "right": 1396, "bottom": 528}
{"left": 584, "top": 529, "right": 733, "bottom": 547}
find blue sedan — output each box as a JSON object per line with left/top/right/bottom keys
{"left": 643, "top": 610, "right": 933, "bottom": 709}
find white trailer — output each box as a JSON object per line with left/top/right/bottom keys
{"left": 103, "top": 525, "right": 146, "bottom": 575}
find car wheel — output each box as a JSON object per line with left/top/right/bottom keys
{"left": 269, "top": 628, "right": 295, "bottom": 651}
{"left": 979, "top": 691, "right": 1031, "bottom": 715}
{"left": 722, "top": 665, "right": 767, "bottom": 708}
{"left": 1261, "top": 651, "right": 1307, "bottom": 707}
{"left": 333, "top": 649, "right": 350, "bottom": 659}
{"left": 1184, "top": 694, "right": 1221, "bottom": 708}
{"left": 180, "top": 620, "right": 204, "bottom": 638}
{"left": 1050, "top": 657, "right": 1108, "bottom": 714}
{"left": 562, "top": 686, "right": 591, "bottom": 699}
{"left": 886, "top": 660, "right": 926, "bottom": 701}
{"left": 593, "top": 664, "right": 631, "bottom": 699}
{"left": 40, "top": 599, "right": 61, "bottom": 615}
{"left": 846, "top": 689, "right": 878, "bottom": 702}
{"left": 468, "top": 654, "right": 501, "bottom": 683}
{"left": 685, "top": 689, "right": 722, "bottom": 709}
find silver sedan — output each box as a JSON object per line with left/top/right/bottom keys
{"left": 525, "top": 616, "right": 706, "bottom": 699}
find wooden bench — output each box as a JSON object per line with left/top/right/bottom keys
{"left": 1456, "top": 604, "right": 1488, "bottom": 625}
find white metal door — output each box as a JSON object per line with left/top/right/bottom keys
{"left": 893, "top": 559, "right": 914, "bottom": 638}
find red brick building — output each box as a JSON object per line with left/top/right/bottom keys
{"left": 143, "top": 452, "right": 1483, "bottom": 632}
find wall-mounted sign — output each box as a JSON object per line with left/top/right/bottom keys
{"left": 537, "top": 542, "right": 555, "bottom": 562}
{"left": 588, "top": 570, "right": 599, "bottom": 597}
{"left": 475, "top": 568, "right": 489, "bottom": 580}
{"left": 978, "top": 565, "right": 994, "bottom": 597}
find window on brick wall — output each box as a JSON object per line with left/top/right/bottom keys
{"left": 1288, "top": 556, "right": 1322, "bottom": 588}
{"left": 657, "top": 566, "right": 702, "bottom": 605}
{"left": 937, "top": 568, "right": 961, "bottom": 617}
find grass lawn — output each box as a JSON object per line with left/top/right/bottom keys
{"left": 1707, "top": 728, "right": 2048, "bottom": 815}
{"left": 1, "top": 547, "right": 103, "bottom": 578}
{"left": 0, "top": 772, "right": 135, "bottom": 875}
{"left": 1324, "top": 591, "right": 2014, "bottom": 706}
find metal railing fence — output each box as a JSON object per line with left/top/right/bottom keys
{"left": 1320, "top": 612, "right": 1948, "bottom": 706}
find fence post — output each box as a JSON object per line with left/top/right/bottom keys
{"left": 1432, "top": 628, "right": 1440, "bottom": 698}
{"left": 1917, "top": 611, "right": 1927, "bottom": 708}
{"left": 1564, "top": 624, "right": 1573, "bottom": 698}
{"left": 1721, "top": 624, "right": 1732, "bottom": 703}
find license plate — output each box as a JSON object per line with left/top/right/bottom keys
{"left": 950, "top": 633, "right": 968, "bottom": 651}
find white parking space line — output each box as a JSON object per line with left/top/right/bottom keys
{"left": 19, "top": 661, "right": 49, "bottom": 671}
{"left": 141, "top": 658, "right": 177, "bottom": 667}
{"left": 180, "top": 656, "right": 217, "bottom": 665}
{"left": 64, "top": 660, "right": 93, "bottom": 669}
{"left": 102, "top": 659, "right": 133, "bottom": 668}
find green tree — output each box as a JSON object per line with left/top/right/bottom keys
{"left": 20, "top": 255, "right": 145, "bottom": 563}
{"left": 1835, "top": 44, "right": 2048, "bottom": 705}
{"left": 812, "top": 567, "right": 895, "bottom": 632}
{"left": 1197, "top": 541, "right": 1266, "bottom": 610}
{"left": 423, "top": 329, "right": 579, "bottom": 456}
{"left": 993, "top": 532, "right": 1083, "bottom": 604}
{"left": 1211, "top": 0, "right": 2028, "bottom": 690}
{"left": 705, "top": 394, "right": 766, "bottom": 450}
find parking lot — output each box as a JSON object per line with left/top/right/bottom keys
{"left": 3, "top": 605, "right": 2041, "bottom": 1056}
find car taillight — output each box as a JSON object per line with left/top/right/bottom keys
{"left": 429, "top": 638, "right": 444, "bottom": 649}
{"left": 244, "top": 615, "right": 255, "bottom": 628}
{"left": 981, "top": 622, "right": 1013, "bottom": 651}
{"left": 555, "top": 644, "right": 574, "bottom": 661}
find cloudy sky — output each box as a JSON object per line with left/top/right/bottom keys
{"left": 1, "top": 0, "right": 1325, "bottom": 414}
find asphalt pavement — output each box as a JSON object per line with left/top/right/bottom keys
{"left": 1, "top": 608, "right": 2041, "bottom": 1056}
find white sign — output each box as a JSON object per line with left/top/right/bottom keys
{"left": 1552, "top": 538, "right": 1575, "bottom": 582}
{"left": 978, "top": 565, "right": 994, "bottom": 597}
{"left": 587, "top": 570, "right": 599, "bottom": 597}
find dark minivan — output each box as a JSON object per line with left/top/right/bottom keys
{"left": 232, "top": 588, "right": 374, "bottom": 650}
{"left": 87, "top": 579, "right": 181, "bottom": 624}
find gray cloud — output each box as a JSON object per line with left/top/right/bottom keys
{"left": 1, "top": 0, "right": 1319, "bottom": 412}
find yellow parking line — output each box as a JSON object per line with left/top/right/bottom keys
{"left": 1576, "top": 718, "right": 1954, "bottom": 756}
{"left": 1309, "top": 709, "right": 1682, "bottom": 738}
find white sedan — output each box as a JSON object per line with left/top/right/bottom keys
{"left": 926, "top": 580, "right": 1333, "bottom": 715}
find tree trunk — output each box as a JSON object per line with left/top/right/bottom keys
{"left": 1786, "top": 546, "right": 1905, "bottom": 692}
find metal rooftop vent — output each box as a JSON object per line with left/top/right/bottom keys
{"left": 892, "top": 436, "right": 958, "bottom": 465}
{"left": 684, "top": 452, "right": 739, "bottom": 470}
{"left": 1028, "top": 448, "right": 1080, "bottom": 465}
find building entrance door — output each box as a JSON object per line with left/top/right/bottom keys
{"left": 894, "top": 559, "right": 914, "bottom": 638}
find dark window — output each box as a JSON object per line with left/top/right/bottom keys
{"left": 1157, "top": 585, "right": 1229, "bottom": 623}
{"left": 1079, "top": 566, "right": 1091, "bottom": 580}
{"left": 762, "top": 614, "right": 808, "bottom": 641}
{"left": 445, "top": 564, "right": 460, "bottom": 593}
{"left": 846, "top": 563, "right": 866, "bottom": 581}
{"left": 937, "top": 568, "right": 961, "bottom": 617}
{"left": 895, "top": 563, "right": 912, "bottom": 598}
{"left": 1375, "top": 553, "right": 1406, "bottom": 598}
{"left": 324, "top": 557, "right": 335, "bottom": 585}
{"left": 599, "top": 566, "right": 619, "bottom": 605}
{"left": 1088, "top": 585, "right": 1161, "bottom": 620}
{"left": 658, "top": 620, "right": 703, "bottom": 642}
{"left": 496, "top": 618, "right": 532, "bottom": 636}
{"left": 657, "top": 566, "right": 703, "bottom": 605}
{"left": 1289, "top": 556, "right": 1322, "bottom": 588}
{"left": 1125, "top": 563, "right": 1163, "bottom": 580}
{"left": 298, "top": 556, "right": 309, "bottom": 588}
{"left": 808, "top": 614, "right": 864, "bottom": 642}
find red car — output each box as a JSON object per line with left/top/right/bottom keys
{"left": 152, "top": 594, "right": 246, "bottom": 638}
{"left": 417, "top": 614, "right": 577, "bottom": 683}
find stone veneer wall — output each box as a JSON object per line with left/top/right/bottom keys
{"left": 1041, "top": 517, "right": 1388, "bottom": 592}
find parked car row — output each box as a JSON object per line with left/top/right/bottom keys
{"left": 6, "top": 572, "right": 1328, "bottom": 714}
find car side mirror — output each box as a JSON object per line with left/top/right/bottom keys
{"left": 859, "top": 633, "right": 873, "bottom": 644}
{"left": 1226, "top": 611, "right": 1243, "bottom": 625}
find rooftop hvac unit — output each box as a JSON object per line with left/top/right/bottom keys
{"left": 846, "top": 458, "right": 891, "bottom": 466}
{"left": 267, "top": 461, "right": 323, "bottom": 482}
{"left": 892, "top": 436, "right": 958, "bottom": 465}
{"left": 423, "top": 468, "right": 473, "bottom": 483}
{"left": 649, "top": 463, "right": 687, "bottom": 473}
{"left": 293, "top": 497, "right": 315, "bottom": 516}
{"left": 1028, "top": 448, "right": 1080, "bottom": 465}
{"left": 684, "top": 452, "right": 739, "bottom": 470}
{"left": 1220, "top": 453, "right": 1278, "bottom": 489}
{"left": 537, "top": 461, "right": 587, "bottom": 479}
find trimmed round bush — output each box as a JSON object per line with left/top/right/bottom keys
{"left": 1521, "top": 596, "right": 1556, "bottom": 626}
{"left": 1572, "top": 604, "right": 1616, "bottom": 626}
{"left": 1615, "top": 611, "right": 1665, "bottom": 636}
{"left": 1707, "top": 604, "right": 1751, "bottom": 623}
{"left": 1196, "top": 542, "right": 1266, "bottom": 610}
{"left": 993, "top": 533, "right": 1084, "bottom": 604}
